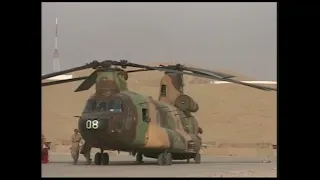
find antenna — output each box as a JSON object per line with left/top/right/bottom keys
{"left": 53, "top": 17, "right": 60, "bottom": 72}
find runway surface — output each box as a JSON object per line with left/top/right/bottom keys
{"left": 42, "top": 152, "right": 277, "bottom": 177}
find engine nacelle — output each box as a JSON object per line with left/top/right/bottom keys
{"left": 174, "top": 94, "right": 199, "bottom": 112}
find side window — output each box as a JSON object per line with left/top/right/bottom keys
{"left": 160, "top": 85, "right": 167, "bottom": 96}
{"left": 142, "top": 108, "right": 149, "bottom": 122}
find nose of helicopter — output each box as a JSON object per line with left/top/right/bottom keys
{"left": 79, "top": 112, "right": 125, "bottom": 132}
{"left": 78, "top": 112, "right": 129, "bottom": 148}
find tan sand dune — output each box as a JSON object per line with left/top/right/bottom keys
{"left": 42, "top": 65, "right": 277, "bottom": 150}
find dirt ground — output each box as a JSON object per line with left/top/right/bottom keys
{"left": 42, "top": 154, "right": 277, "bottom": 177}
{"left": 42, "top": 66, "right": 277, "bottom": 155}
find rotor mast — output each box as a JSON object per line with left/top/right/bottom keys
{"left": 158, "top": 72, "right": 184, "bottom": 105}
{"left": 158, "top": 64, "right": 185, "bottom": 105}
{"left": 94, "top": 69, "right": 128, "bottom": 96}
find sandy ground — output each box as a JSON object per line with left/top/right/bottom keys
{"left": 42, "top": 67, "right": 277, "bottom": 155}
{"left": 42, "top": 152, "right": 277, "bottom": 177}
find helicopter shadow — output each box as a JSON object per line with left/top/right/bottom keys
{"left": 46, "top": 159, "right": 271, "bottom": 166}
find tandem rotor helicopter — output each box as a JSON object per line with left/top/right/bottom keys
{"left": 41, "top": 60, "right": 277, "bottom": 166}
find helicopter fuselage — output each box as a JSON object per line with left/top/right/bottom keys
{"left": 78, "top": 91, "right": 202, "bottom": 159}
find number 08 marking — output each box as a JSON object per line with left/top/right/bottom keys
{"left": 86, "top": 119, "right": 99, "bottom": 129}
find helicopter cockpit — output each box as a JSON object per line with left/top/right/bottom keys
{"left": 79, "top": 97, "right": 130, "bottom": 133}
{"left": 83, "top": 98, "right": 123, "bottom": 113}
{"left": 79, "top": 97, "right": 131, "bottom": 147}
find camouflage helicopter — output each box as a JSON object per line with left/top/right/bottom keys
{"left": 42, "top": 60, "right": 277, "bottom": 166}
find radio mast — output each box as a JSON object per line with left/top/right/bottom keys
{"left": 53, "top": 18, "right": 60, "bottom": 72}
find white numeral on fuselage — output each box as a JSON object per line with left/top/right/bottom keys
{"left": 86, "top": 119, "right": 99, "bottom": 129}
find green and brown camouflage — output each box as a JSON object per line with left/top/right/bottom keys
{"left": 78, "top": 70, "right": 202, "bottom": 160}
{"left": 95, "top": 70, "right": 128, "bottom": 94}
{"left": 159, "top": 73, "right": 199, "bottom": 112}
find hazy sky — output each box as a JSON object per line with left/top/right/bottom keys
{"left": 42, "top": 2, "right": 277, "bottom": 80}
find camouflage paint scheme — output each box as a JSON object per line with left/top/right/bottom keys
{"left": 79, "top": 70, "right": 202, "bottom": 160}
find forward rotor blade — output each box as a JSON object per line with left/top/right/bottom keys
{"left": 42, "top": 60, "right": 153, "bottom": 80}
{"left": 42, "top": 76, "right": 88, "bottom": 87}
{"left": 74, "top": 68, "right": 156, "bottom": 92}
{"left": 74, "top": 71, "right": 98, "bottom": 92}
{"left": 41, "top": 61, "right": 100, "bottom": 80}
{"left": 126, "top": 69, "right": 155, "bottom": 73}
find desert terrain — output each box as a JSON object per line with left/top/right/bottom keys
{"left": 42, "top": 64, "right": 277, "bottom": 157}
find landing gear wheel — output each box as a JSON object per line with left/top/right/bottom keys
{"left": 186, "top": 158, "right": 190, "bottom": 163}
{"left": 157, "top": 152, "right": 172, "bottom": 166}
{"left": 194, "top": 153, "right": 201, "bottom": 164}
{"left": 164, "top": 153, "right": 172, "bottom": 166}
{"left": 157, "top": 153, "right": 164, "bottom": 165}
{"left": 136, "top": 153, "right": 143, "bottom": 163}
{"left": 94, "top": 152, "right": 101, "bottom": 165}
{"left": 101, "top": 152, "right": 109, "bottom": 165}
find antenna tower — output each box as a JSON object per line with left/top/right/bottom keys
{"left": 53, "top": 18, "right": 60, "bottom": 72}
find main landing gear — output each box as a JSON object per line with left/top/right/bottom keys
{"left": 157, "top": 151, "right": 172, "bottom": 166}
{"left": 194, "top": 153, "right": 201, "bottom": 164}
{"left": 186, "top": 152, "right": 201, "bottom": 164}
{"left": 94, "top": 149, "right": 109, "bottom": 165}
{"left": 136, "top": 153, "right": 144, "bottom": 163}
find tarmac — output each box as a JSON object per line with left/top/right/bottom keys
{"left": 42, "top": 152, "right": 277, "bottom": 177}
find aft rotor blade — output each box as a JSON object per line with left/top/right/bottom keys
{"left": 42, "top": 76, "right": 88, "bottom": 87}
{"left": 74, "top": 71, "right": 98, "bottom": 92}
{"left": 187, "top": 71, "right": 276, "bottom": 91}
{"left": 149, "top": 65, "right": 276, "bottom": 91}
{"left": 128, "top": 64, "right": 229, "bottom": 82}
{"left": 186, "top": 67, "right": 236, "bottom": 79}
{"left": 157, "top": 64, "right": 276, "bottom": 91}
{"left": 192, "top": 72, "right": 276, "bottom": 91}
{"left": 221, "top": 78, "right": 277, "bottom": 91}
{"left": 159, "top": 64, "right": 235, "bottom": 79}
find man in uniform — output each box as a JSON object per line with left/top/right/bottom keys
{"left": 70, "top": 129, "right": 82, "bottom": 165}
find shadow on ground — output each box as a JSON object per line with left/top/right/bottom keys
{"left": 46, "top": 159, "right": 272, "bottom": 166}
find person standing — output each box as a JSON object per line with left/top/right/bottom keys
{"left": 70, "top": 129, "right": 82, "bottom": 165}
{"left": 42, "top": 134, "right": 49, "bottom": 164}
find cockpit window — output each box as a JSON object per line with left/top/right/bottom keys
{"left": 107, "top": 99, "right": 122, "bottom": 112}
{"left": 96, "top": 101, "right": 107, "bottom": 111}
{"left": 83, "top": 99, "right": 96, "bottom": 112}
{"left": 83, "top": 99, "right": 123, "bottom": 113}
